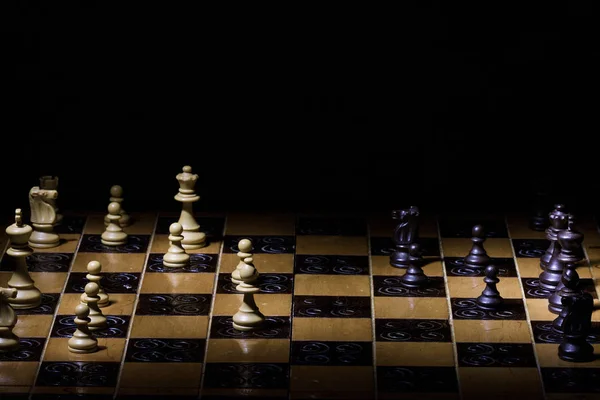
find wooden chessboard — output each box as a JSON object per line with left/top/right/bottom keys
{"left": 1, "top": 211, "right": 600, "bottom": 400}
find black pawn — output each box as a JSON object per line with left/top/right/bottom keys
{"left": 400, "top": 243, "right": 428, "bottom": 288}
{"left": 464, "top": 225, "right": 490, "bottom": 269}
{"left": 550, "top": 266, "right": 581, "bottom": 319}
{"left": 555, "top": 292, "right": 595, "bottom": 363}
{"left": 476, "top": 265, "right": 504, "bottom": 309}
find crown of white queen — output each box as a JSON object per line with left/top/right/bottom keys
{"left": 176, "top": 166, "right": 198, "bottom": 194}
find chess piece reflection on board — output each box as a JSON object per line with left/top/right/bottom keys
{"left": 232, "top": 239, "right": 265, "bottom": 331}
{"left": 5, "top": 209, "right": 42, "bottom": 309}
{"left": 0, "top": 287, "right": 19, "bottom": 352}
{"left": 175, "top": 166, "right": 206, "bottom": 250}
{"left": 104, "top": 185, "right": 131, "bottom": 227}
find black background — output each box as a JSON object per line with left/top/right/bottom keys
{"left": 2, "top": 3, "right": 597, "bottom": 222}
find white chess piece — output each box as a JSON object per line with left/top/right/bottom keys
{"left": 5, "top": 209, "right": 42, "bottom": 309}
{"left": 174, "top": 166, "right": 206, "bottom": 249}
{"left": 232, "top": 239, "right": 257, "bottom": 286}
{"left": 0, "top": 287, "right": 19, "bottom": 352}
{"left": 232, "top": 254, "right": 265, "bottom": 331}
{"left": 163, "top": 223, "right": 190, "bottom": 268}
{"left": 104, "top": 185, "right": 131, "bottom": 227}
{"left": 28, "top": 184, "right": 60, "bottom": 248}
{"left": 68, "top": 303, "right": 98, "bottom": 353}
{"left": 39, "top": 176, "right": 63, "bottom": 225}
{"left": 82, "top": 282, "right": 107, "bottom": 331}
{"left": 80, "top": 261, "right": 109, "bottom": 308}
{"left": 101, "top": 202, "right": 128, "bottom": 246}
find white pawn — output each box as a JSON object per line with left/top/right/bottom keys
{"left": 83, "top": 282, "right": 107, "bottom": 331}
{"left": 163, "top": 223, "right": 190, "bottom": 268}
{"left": 80, "top": 261, "right": 109, "bottom": 308}
{"left": 232, "top": 255, "right": 265, "bottom": 331}
{"left": 101, "top": 202, "right": 128, "bottom": 246}
{"left": 104, "top": 185, "right": 131, "bottom": 227}
{"left": 68, "top": 303, "right": 98, "bottom": 353}
{"left": 0, "top": 287, "right": 19, "bottom": 352}
{"left": 232, "top": 239, "right": 257, "bottom": 286}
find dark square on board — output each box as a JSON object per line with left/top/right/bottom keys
{"left": 51, "top": 315, "right": 131, "bottom": 338}
{"left": 124, "top": 338, "right": 206, "bottom": 362}
{"left": 455, "top": 342, "right": 537, "bottom": 367}
{"left": 0, "top": 338, "right": 46, "bottom": 362}
{"left": 65, "top": 272, "right": 140, "bottom": 294}
{"left": 512, "top": 239, "right": 549, "bottom": 258}
{"left": 35, "top": 361, "right": 121, "bottom": 387}
{"left": 296, "top": 217, "right": 367, "bottom": 236}
{"left": 521, "top": 277, "right": 597, "bottom": 299}
{"left": 210, "top": 316, "right": 291, "bottom": 339}
{"left": 223, "top": 235, "right": 295, "bottom": 254}
{"left": 444, "top": 257, "right": 517, "bottom": 277}
{"left": 145, "top": 253, "right": 219, "bottom": 273}
{"left": 216, "top": 273, "right": 293, "bottom": 294}
{"left": 0, "top": 252, "right": 74, "bottom": 272}
{"left": 451, "top": 298, "right": 527, "bottom": 320}
{"left": 377, "top": 366, "right": 459, "bottom": 393}
{"left": 135, "top": 293, "right": 212, "bottom": 316}
{"left": 294, "top": 255, "right": 370, "bottom": 275}
{"left": 202, "top": 362, "right": 290, "bottom": 389}
{"left": 373, "top": 276, "right": 446, "bottom": 297}
{"left": 370, "top": 236, "right": 440, "bottom": 257}
{"left": 438, "top": 217, "right": 508, "bottom": 238}
{"left": 78, "top": 234, "right": 150, "bottom": 253}
{"left": 375, "top": 318, "right": 452, "bottom": 342}
{"left": 541, "top": 367, "right": 600, "bottom": 393}
{"left": 290, "top": 340, "right": 373, "bottom": 366}
{"left": 293, "top": 295, "right": 371, "bottom": 318}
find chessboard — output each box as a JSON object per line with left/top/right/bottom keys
{"left": 1, "top": 210, "right": 600, "bottom": 400}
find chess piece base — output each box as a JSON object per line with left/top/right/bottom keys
{"left": 464, "top": 256, "right": 490, "bottom": 269}
{"left": 8, "top": 290, "right": 42, "bottom": 309}
{"left": 0, "top": 333, "right": 20, "bottom": 352}
{"left": 28, "top": 228, "right": 60, "bottom": 249}
{"left": 68, "top": 340, "right": 98, "bottom": 354}
{"left": 81, "top": 295, "right": 110, "bottom": 308}
{"left": 181, "top": 231, "right": 206, "bottom": 250}
{"left": 101, "top": 231, "right": 128, "bottom": 247}
{"left": 390, "top": 250, "right": 410, "bottom": 268}
{"left": 476, "top": 295, "right": 504, "bottom": 310}
{"left": 232, "top": 312, "right": 265, "bottom": 331}
{"left": 163, "top": 255, "right": 190, "bottom": 268}
{"left": 539, "top": 271, "right": 561, "bottom": 291}
{"left": 400, "top": 274, "right": 428, "bottom": 288}
{"left": 558, "top": 340, "right": 595, "bottom": 362}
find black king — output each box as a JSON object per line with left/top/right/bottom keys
{"left": 390, "top": 206, "right": 420, "bottom": 268}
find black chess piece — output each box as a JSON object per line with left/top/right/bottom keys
{"left": 529, "top": 190, "right": 550, "bottom": 231}
{"left": 548, "top": 263, "right": 580, "bottom": 315}
{"left": 540, "top": 221, "right": 581, "bottom": 292}
{"left": 566, "top": 215, "right": 586, "bottom": 261}
{"left": 400, "top": 243, "right": 428, "bottom": 288}
{"left": 476, "top": 265, "right": 504, "bottom": 310}
{"left": 464, "top": 225, "right": 490, "bottom": 269}
{"left": 390, "top": 206, "right": 419, "bottom": 269}
{"left": 554, "top": 292, "right": 595, "bottom": 363}
{"left": 540, "top": 204, "right": 569, "bottom": 270}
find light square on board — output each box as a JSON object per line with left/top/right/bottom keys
{"left": 371, "top": 255, "right": 443, "bottom": 276}
{"left": 289, "top": 365, "right": 374, "bottom": 393}
{"left": 506, "top": 214, "right": 548, "bottom": 239}
{"left": 72, "top": 252, "right": 147, "bottom": 273}
{"left": 140, "top": 272, "right": 215, "bottom": 294}
{"left": 375, "top": 342, "right": 455, "bottom": 367}
{"left": 57, "top": 293, "right": 136, "bottom": 315}
{"left": 295, "top": 236, "right": 368, "bottom": 256}
{"left": 293, "top": 274, "right": 371, "bottom": 297}
{"left": 212, "top": 293, "right": 292, "bottom": 317}
{"left": 32, "top": 234, "right": 80, "bottom": 253}
{"left": 0, "top": 272, "right": 67, "bottom": 294}
{"left": 446, "top": 276, "right": 523, "bottom": 299}
{"left": 292, "top": 317, "right": 373, "bottom": 341}
{"left": 0, "top": 361, "right": 39, "bottom": 388}
{"left": 129, "top": 315, "right": 209, "bottom": 339}
{"left": 205, "top": 338, "right": 290, "bottom": 363}
{"left": 458, "top": 367, "right": 544, "bottom": 400}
